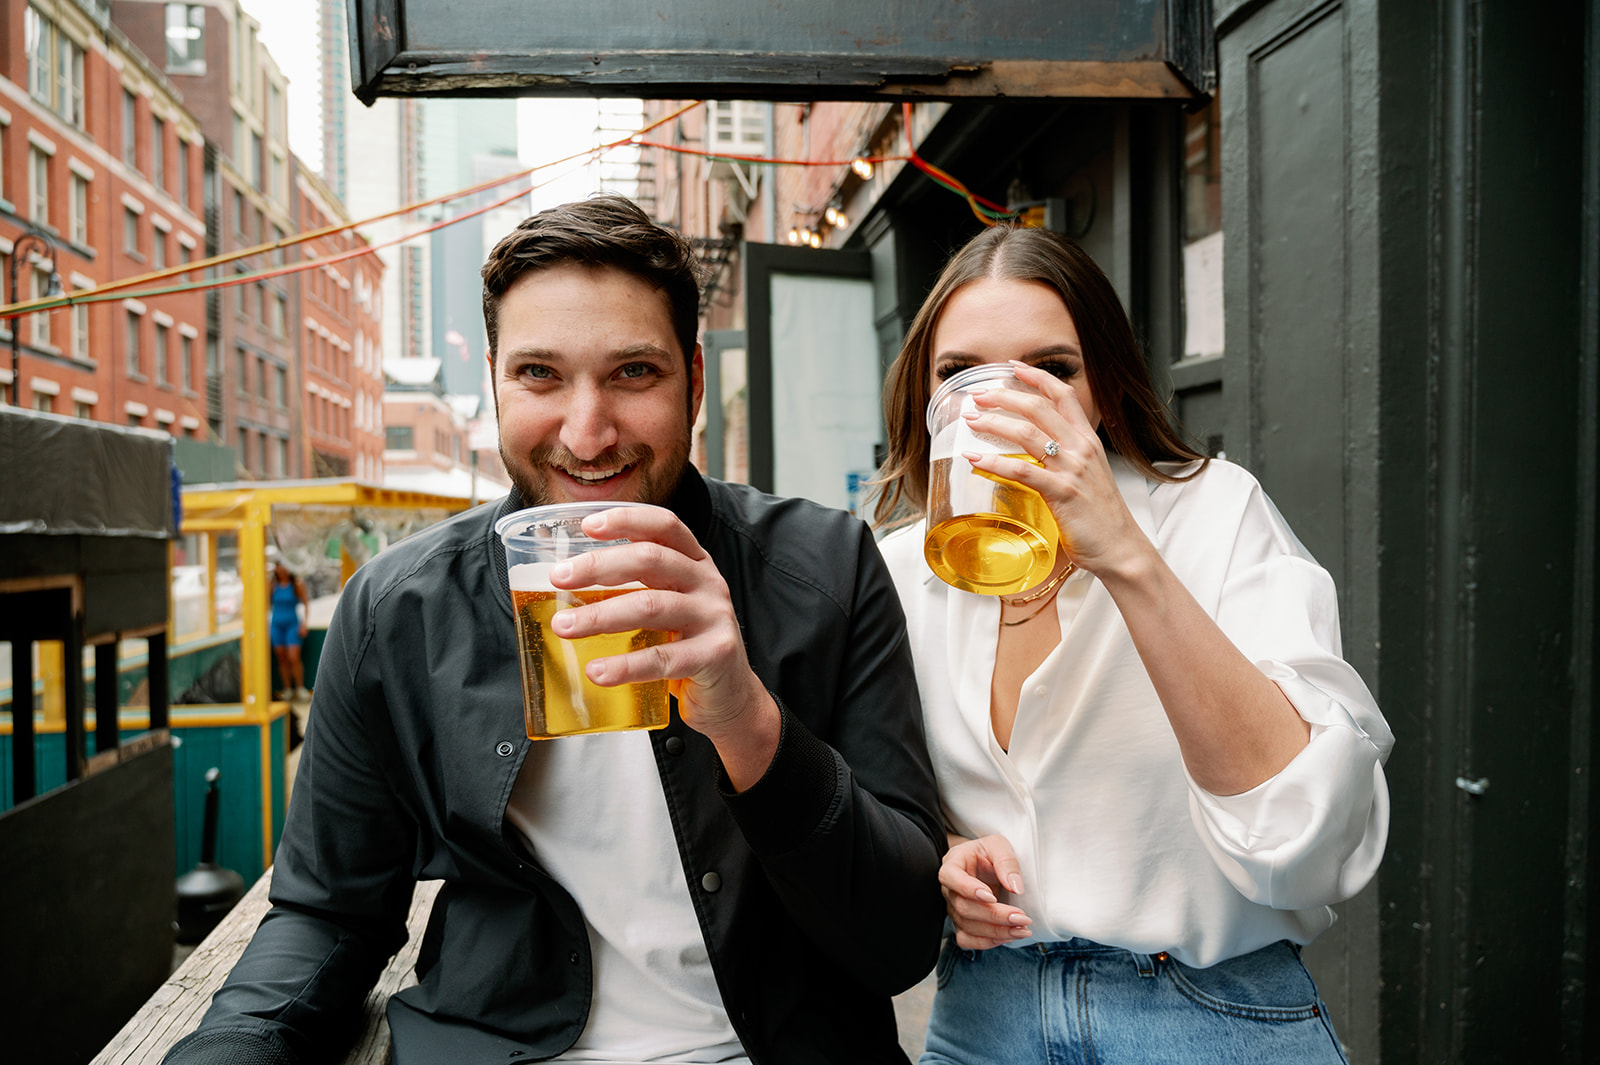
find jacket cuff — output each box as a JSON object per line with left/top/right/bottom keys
{"left": 717, "top": 695, "right": 844, "bottom": 856}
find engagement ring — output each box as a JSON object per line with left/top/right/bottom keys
{"left": 1043, "top": 440, "right": 1061, "bottom": 458}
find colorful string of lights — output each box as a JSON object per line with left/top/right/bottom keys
{"left": 0, "top": 100, "right": 1018, "bottom": 318}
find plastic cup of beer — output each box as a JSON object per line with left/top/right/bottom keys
{"left": 923, "top": 364, "right": 1060, "bottom": 596}
{"left": 496, "top": 502, "right": 672, "bottom": 739}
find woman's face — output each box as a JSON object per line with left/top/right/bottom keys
{"left": 927, "top": 278, "right": 1101, "bottom": 430}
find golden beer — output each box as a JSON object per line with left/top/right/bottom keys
{"left": 510, "top": 585, "right": 671, "bottom": 739}
{"left": 924, "top": 455, "right": 1059, "bottom": 596}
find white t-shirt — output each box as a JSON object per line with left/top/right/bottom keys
{"left": 879, "top": 455, "right": 1393, "bottom": 968}
{"left": 504, "top": 731, "right": 749, "bottom": 1064}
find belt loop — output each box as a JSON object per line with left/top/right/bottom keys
{"left": 1132, "top": 950, "right": 1169, "bottom": 978}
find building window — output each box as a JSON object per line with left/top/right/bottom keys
{"left": 238, "top": 426, "right": 249, "bottom": 470}
{"left": 29, "top": 147, "right": 49, "bottom": 225}
{"left": 152, "top": 115, "right": 166, "bottom": 190}
{"left": 252, "top": 132, "right": 264, "bottom": 191}
{"left": 236, "top": 344, "right": 248, "bottom": 393}
{"left": 72, "top": 300, "right": 88, "bottom": 361}
{"left": 385, "top": 425, "right": 414, "bottom": 450}
{"left": 123, "top": 90, "right": 138, "bottom": 170}
{"left": 126, "top": 311, "right": 142, "bottom": 376}
{"left": 181, "top": 334, "right": 194, "bottom": 390}
{"left": 70, "top": 174, "right": 87, "bottom": 245}
{"left": 124, "top": 207, "right": 140, "bottom": 255}
{"left": 274, "top": 436, "right": 288, "bottom": 478}
{"left": 155, "top": 322, "right": 170, "bottom": 384}
{"left": 274, "top": 364, "right": 286, "bottom": 407}
{"left": 33, "top": 391, "right": 53, "bottom": 413}
{"left": 74, "top": 399, "right": 92, "bottom": 419}
{"left": 25, "top": 7, "right": 84, "bottom": 127}
{"left": 232, "top": 188, "right": 244, "bottom": 233}
{"left": 165, "top": 3, "right": 206, "bottom": 76}
{"left": 271, "top": 292, "right": 285, "bottom": 337}
{"left": 152, "top": 228, "right": 167, "bottom": 269}
{"left": 31, "top": 268, "right": 52, "bottom": 347}
{"left": 257, "top": 355, "right": 268, "bottom": 399}
{"left": 178, "top": 140, "right": 190, "bottom": 208}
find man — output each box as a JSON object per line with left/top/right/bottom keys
{"left": 162, "top": 196, "right": 945, "bottom": 1065}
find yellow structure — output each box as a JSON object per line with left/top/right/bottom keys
{"left": 181, "top": 479, "right": 474, "bottom": 720}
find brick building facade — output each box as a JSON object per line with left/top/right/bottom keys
{"left": 295, "top": 164, "right": 383, "bottom": 481}
{"left": 0, "top": 0, "right": 206, "bottom": 434}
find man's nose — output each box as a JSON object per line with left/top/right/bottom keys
{"left": 558, "top": 385, "right": 620, "bottom": 460}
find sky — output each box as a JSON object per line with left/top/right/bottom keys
{"left": 239, "top": 0, "right": 617, "bottom": 211}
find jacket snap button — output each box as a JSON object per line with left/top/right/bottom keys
{"left": 496, "top": 741, "right": 514, "bottom": 757}
{"left": 700, "top": 871, "right": 721, "bottom": 893}
{"left": 665, "top": 736, "right": 685, "bottom": 756}
{"left": 568, "top": 950, "right": 580, "bottom": 965}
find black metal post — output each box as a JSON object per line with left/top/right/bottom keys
{"left": 8, "top": 226, "right": 61, "bottom": 406}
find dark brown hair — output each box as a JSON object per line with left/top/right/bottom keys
{"left": 873, "top": 225, "right": 1207, "bottom": 527}
{"left": 481, "top": 195, "right": 704, "bottom": 367}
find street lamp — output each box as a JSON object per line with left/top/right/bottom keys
{"left": 8, "top": 226, "right": 63, "bottom": 406}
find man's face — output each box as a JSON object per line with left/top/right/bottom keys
{"left": 491, "top": 262, "right": 704, "bottom": 507}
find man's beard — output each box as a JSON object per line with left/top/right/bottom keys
{"left": 500, "top": 438, "right": 689, "bottom": 508}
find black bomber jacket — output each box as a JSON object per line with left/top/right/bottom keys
{"left": 163, "top": 470, "right": 946, "bottom": 1065}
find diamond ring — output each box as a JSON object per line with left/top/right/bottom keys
{"left": 1043, "top": 440, "right": 1061, "bottom": 458}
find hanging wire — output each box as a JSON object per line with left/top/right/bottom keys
{"left": 1, "top": 98, "right": 1016, "bottom": 315}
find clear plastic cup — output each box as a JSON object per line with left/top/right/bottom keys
{"left": 923, "top": 364, "right": 1060, "bottom": 595}
{"left": 495, "top": 502, "right": 671, "bottom": 739}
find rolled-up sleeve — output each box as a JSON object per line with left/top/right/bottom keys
{"left": 1184, "top": 486, "right": 1394, "bottom": 911}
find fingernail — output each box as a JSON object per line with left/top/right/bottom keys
{"left": 976, "top": 888, "right": 997, "bottom": 904}
{"left": 1008, "top": 913, "right": 1031, "bottom": 926}
{"left": 1007, "top": 875, "right": 1024, "bottom": 894}
{"left": 1010, "top": 927, "right": 1032, "bottom": 938}
{"left": 960, "top": 451, "right": 983, "bottom": 464}
{"left": 551, "top": 562, "right": 572, "bottom": 582}
{"left": 587, "top": 661, "right": 608, "bottom": 684}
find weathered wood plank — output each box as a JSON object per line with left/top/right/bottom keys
{"left": 89, "top": 869, "right": 440, "bottom": 1065}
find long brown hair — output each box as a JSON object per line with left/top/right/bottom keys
{"left": 872, "top": 225, "right": 1207, "bottom": 528}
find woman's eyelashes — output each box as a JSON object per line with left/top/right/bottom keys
{"left": 934, "top": 360, "right": 978, "bottom": 382}
{"left": 1033, "top": 359, "right": 1082, "bottom": 382}
{"left": 933, "top": 358, "right": 1081, "bottom": 382}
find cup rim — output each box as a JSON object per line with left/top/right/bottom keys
{"left": 494, "top": 501, "right": 656, "bottom": 541}
{"left": 925, "top": 363, "right": 1033, "bottom": 434}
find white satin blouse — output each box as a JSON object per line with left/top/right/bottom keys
{"left": 879, "top": 455, "right": 1393, "bottom": 967}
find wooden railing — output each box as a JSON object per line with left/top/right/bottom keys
{"left": 90, "top": 870, "right": 441, "bottom": 1065}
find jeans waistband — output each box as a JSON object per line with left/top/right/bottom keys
{"left": 1028, "top": 937, "right": 1169, "bottom": 977}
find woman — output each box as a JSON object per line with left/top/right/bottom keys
{"left": 269, "top": 560, "right": 310, "bottom": 701}
{"left": 874, "top": 225, "right": 1392, "bottom": 1063}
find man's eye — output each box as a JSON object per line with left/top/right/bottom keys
{"left": 619, "top": 363, "right": 655, "bottom": 380}
{"left": 518, "top": 365, "right": 554, "bottom": 380}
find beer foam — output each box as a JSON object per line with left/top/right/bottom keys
{"left": 507, "top": 562, "right": 645, "bottom": 593}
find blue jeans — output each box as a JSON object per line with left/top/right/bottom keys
{"left": 920, "top": 937, "right": 1349, "bottom": 1065}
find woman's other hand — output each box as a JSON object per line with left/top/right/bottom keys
{"left": 940, "top": 834, "right": 1033, "bottom": 950}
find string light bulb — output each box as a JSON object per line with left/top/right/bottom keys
{"left": 824, "top": 206, "right": 839, "bottom": 226}
{"left": 851, "top": 158, "right": 874, "bottom": 180}
{"left": 833, "top": 209, "right": 849, "bottom": 228}
{"left": 808, "top": 232, "right": 822, "bottom": 249}
{"left": 787, "top": 227, "right": 800, "bottom": 244}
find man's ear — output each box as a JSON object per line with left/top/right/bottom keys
{"left": 689, "top": 344, "right": 705, "bottom": 424}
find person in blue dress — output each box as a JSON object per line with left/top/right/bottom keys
{"left": 269, "top": 560, "right": 310, "bottom": 701}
